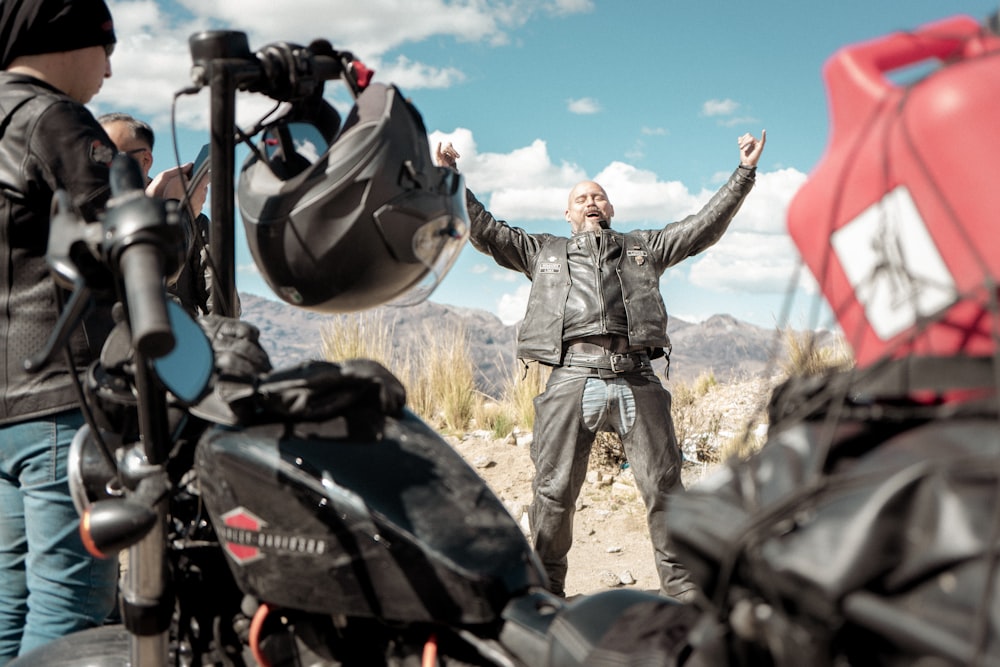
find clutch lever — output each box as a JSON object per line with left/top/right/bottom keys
{"left": 23, "top": 282, "right": 92, "bottom": 373}
{"left": 24, "top": 190, "right": 106, "bottom": 374}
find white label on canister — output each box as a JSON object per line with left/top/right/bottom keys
{"left": 831, "top": 186, "right": 957, "bottom": 341}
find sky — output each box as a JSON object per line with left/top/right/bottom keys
{"left": 89, "top": 0, "right": 1000, "bottom": 332}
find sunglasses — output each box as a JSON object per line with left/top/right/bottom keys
{"left": 104, "top": 42, "right": 116, "bottom": 58}
{"left": 118, "top": 147, "right": 149, "bottom": 158}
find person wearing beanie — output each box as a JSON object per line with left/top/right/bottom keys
{"left": 0, "top": 0, "right": 116, "bottom": 70}
{"left": 0, "top": 0, "right": 183, "bottom": 661}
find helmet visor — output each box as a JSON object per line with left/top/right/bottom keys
{"left": 388, "top": 214, "right": 467, "bottom": 307}
{"left": 262, "top": 121, "right": 328, "bottom": 178}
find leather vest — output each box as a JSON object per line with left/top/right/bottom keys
{"left": 517, "top": 232, "right": 670, "bottom": 364}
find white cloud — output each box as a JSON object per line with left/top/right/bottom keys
{"left": 433, "top": 129, "right": 811, "bottom": 302}
{"left": 591, "top": 162, "right": 703, "bottom": 223}
{"left": 492, "top": 270, "right": 522, "bottom": 283}
{"left": 175, "top": 0, "right": 506, "bottom": 53}
{"left": 720, "top": 116, "right": 759, "bottom": 128}
{"left": 95, "top": 3, "right": 204, "bottom": 127}
{"left": 567, "top": 97, "right": 601, "bottom": 114}
{"left": 428, "top": 130, "right": 804, "bottom": 246}
{"left": 376, "top": 55, "right": 466, "bottom": 89}
{"left": 624, "top": 141, "right": 645, "bottom": 161}
{"left": 485, "top": 188, "right": 567, "bottom": 223}
{"left": 98, "top": 1, "right": 593, "bottom": 132}
{"left": 549, "top": 0, "right": 596, "bottom": 15}
{"left": 429, "top": 129, "right": 586, "bottom": 198}
{"left": 173, "top": 0, "right": 593, "bottom": 54}
{"left": 729, "top": 168, "right": 808, "bottom": 234}
{"left": 93, "top": 1, "right": 824, "bottom": 331}
{"left": 497, "top": 283, "right": 531, "bottom": 325}
{"left": 237, "top": 262, "right": 262, "bottom": 280}
{"left": 687, "top": 231, "right": 801, "bottom": 294}
{"left": 684, "top": 168, "right": 812, "bottom": 295}
{"left": 701, "top": 98, "right": 740, "bottom": 116}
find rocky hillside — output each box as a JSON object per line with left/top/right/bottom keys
{"left": 239, "top": 293, "right": 518, "bottom": 395}
{"left": 239, "top": 292, "right": 834, "bottom": 394}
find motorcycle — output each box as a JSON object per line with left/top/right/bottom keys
{"left": 10, "top": 31, "right": 674, "bottom": 667}
{"left": 19, "top": 10, "right": 1000, "bottom": 665}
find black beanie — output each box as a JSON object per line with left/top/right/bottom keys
{"left": 1, "top": 0, "right": 116, "bottom": 69}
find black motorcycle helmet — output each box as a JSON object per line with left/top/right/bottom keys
{"left": 238, "top": 82, "right": 468, "bottom": 312}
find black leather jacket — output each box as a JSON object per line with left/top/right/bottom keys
{"left": 466, "top": 166, "right": 756, "bottom": 365}
{"left": 0, "top": 72, "right": 114, "bottom": 424}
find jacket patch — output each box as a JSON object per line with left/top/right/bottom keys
{"left": 90, "top": 140, "right": 114, "bottom": 166}
{"left": 627, "top": 247, "right": 647, "bottom": 266}
{"left": 539, "top": 262, "right": 561, "bottom": 274}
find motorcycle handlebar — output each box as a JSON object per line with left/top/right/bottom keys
{"left": 98, "top": 156, "right": 181, "bottom": 359}
{"left": 249, "top": 40, "right": 365, "bottom": 101}
{"left": 119, "top": 243, "right": 174, "bottom": 359}
{"left": 189, "top": 33, "right": 371, "bottom": 103}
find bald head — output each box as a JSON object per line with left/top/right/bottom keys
{"left": 565, "top": 180, "right": 614, "bottom": 234}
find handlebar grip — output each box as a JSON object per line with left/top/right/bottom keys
{"left": 119, "top": 244, "right": 174, "bottom": 359}
{"left": 311, "top": 54, "right": 342, "bottom": 82}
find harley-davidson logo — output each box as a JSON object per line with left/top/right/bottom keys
{"left": 627, "top": 247, "right": 647, "bottom": 266}
{"left": 220, "top": 507, "right": 328, "bottom": 565}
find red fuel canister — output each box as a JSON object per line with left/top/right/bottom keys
{"left": 787, "top": 15, "right": 1000, "bottom": 368}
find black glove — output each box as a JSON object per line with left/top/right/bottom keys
{"left": 255, "top": 359, "right": 406, "bottom": 421}
{"left": 197, "top": 314, "right": 272, "bottom": 378}
{"left": 339, "top": 358, "right": 407, "bottom": 417}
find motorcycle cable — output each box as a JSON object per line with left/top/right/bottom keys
{"left": 55, "top": 285, "right": 122, "bottom": 477}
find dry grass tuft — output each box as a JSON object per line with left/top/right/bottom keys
{"left": 670, "top": 371, "right": 725, "bottom": 461}
{"left": 473, "top": 361, "right": 549, "bottom": 439}
{"left": 319, "top": 317, "right": 856, "bottom": 475}
{"left": 320, "top": 311, "right": 396, "bottom": 367}
{"left": 590, "top": 431, "right": 627, "bottom": 471}
{"left": 717, "top": 430, "right": 766, "bottom": 463}
{"left": 322, "top": 314, "right": 478, "bottom": 434}
{"left": 779, "top": 328, "right": 853, "bottom": 378}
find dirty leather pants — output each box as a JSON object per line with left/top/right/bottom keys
{"left": 528, "top": 363, "right": 694, "bottom": 598}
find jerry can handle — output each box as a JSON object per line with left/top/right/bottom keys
{"left": 829, "top": 15, "right": 986, "bottom": 101}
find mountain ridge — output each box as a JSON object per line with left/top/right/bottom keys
{"left": 239, "top": 292, "right": 827, "bottom": 394}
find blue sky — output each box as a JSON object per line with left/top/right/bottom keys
{"left": 92, "top": 1, "right": 1000, "bottom": 331}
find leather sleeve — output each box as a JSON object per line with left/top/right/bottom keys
{"left": 23, "top": 99, "right": 113, "bottom": 223}
{"left": 643, "top": 166, "right": 756, "bottom": 271}
{"left": 465, "top": 188, "right": 548, "bottom": 277}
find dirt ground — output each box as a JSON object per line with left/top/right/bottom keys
{"left": 448, "top": 430, "right": 717, "bottom": 598}
{"left": 446, "top": 376, "right": 770, "bottom": 597}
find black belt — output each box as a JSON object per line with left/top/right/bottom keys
{"left": 561, "top": 351, "right": 650, "bottom": 373}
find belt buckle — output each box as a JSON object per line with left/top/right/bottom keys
{"left": 609, "top": 353, "right": 634, "bottom": 373}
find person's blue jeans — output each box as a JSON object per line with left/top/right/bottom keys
{"left": 0, "top": 409, "right": 117, "bottom": 664}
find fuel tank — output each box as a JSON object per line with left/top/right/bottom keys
{"left": 195, "top": 409, "right": 546, "bottom": 625}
